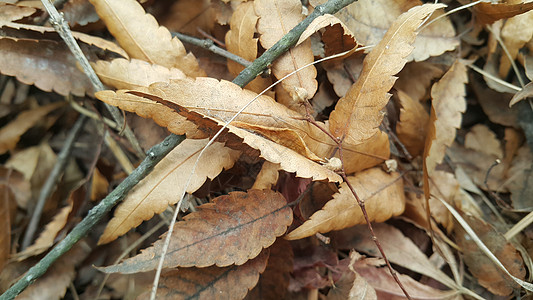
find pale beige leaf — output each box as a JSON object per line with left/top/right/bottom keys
{"left": 394, "top": 61, "right": 445, "bottom": 102}
{"left": 286, "top": 168, "right": 404, "bottom": 240}
{"left": 255, "top": 0, "right": 318, "bottom": 104}
{"left": 88, "top": 0, "right": 204, "bottom": 77}
{"left": 464, "top": 124, "right": 503, "bottom": 158}
{"left": 509, "top": 81, "right": 533, "bottom": 107}
{"left": 0, "top": 102, "right": 63, "bottom": 155}
{"left": 252, "top": 161, "right": 280, "bottom": 190}
{"left": 395, "top": 90, "right": 429, "bottom": 157}
{"left": 0, "top": 3, "right": 35, "bottom": 22}
{"left": 424, "top": 60, "right": 468, "bottom": 175}
{"left": 225, "top": 2, "right": 271, "bottom": 94}
{"left": 499, "top": 10, "right": 533, "bottom": 77}
{"left": 98, "top": 138, "right": 240, "bottom": 244}
{"left": 93, "top": 58, "right": 186, "bottom": 90}
{"left": 339, "top": 131, "right": 390, "bottom": 175}
{"left": 331, "top": 0, "right": 457, "bottom": 62}
{"left": 329, "top": 4, "right": 445, "bottom": 146}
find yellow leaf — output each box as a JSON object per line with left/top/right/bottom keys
{"left": 329, "top": 4, "right": 445, "bottom": 146}
{"left": 88, "top": 0, "right": 205, "bottom": 77}
{"left": 98, "top": 138, "right": 240, "bottom": 244}
{"left": 286, "top": 167, "right": 405, "bottom": 240}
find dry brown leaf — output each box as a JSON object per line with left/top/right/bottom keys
{"left": 225, "top": 2, "right": 271, "bottom": 94}
{"left": 329, "top": 4, "right": 445, "bottom": 146}
{"left": 98, "top": 138, "right": 240, "bottom": 244}
{"left": 0, "top": 184, "right": 12, "bottom": 273}
{"left": 510, "top": 81, "right": 533, "bottom": 107}
{"left": 499, "top": 10, "right": 533, "bottom": 77}
{"left": 502, "top": 145, "right": 533, "bottom": 210}
{"left": 139, "top": 249, "right": 269, "bottom": 300}
{"left": 255, "top": 0, "right": 318, "bottom": 106}
{"left": 61, "top": 0, "right": 99, "bottom": 26}
{"left": 395, "top": 90, "right": 429, "bottom": 157}
{"left": 100, "top": 190, "right": 292, "bottom": 273}
{"left": 323, "top": 54, "right": 364, "bottom": 98}
{"left": 394, "top": 61, "right": 445, "bottom": 102}
{"left": 297, "top": 14, "right": 357, "bottom": 56}
{"left": 244, "top": 239, "right": 293, "bottom": 300}
{"left": 93, "top": 58, "right": 186, "bottom": 90}
{"left": 0, "top": 3, "right": 36, "bottom": 22}
{"left": 455, "top": 214, "right": 526, "bottom": 296}
{"left": 286, "top": 167, "right": 405, "bottom": 240}
{"left": 424, "top": 60, "right": 468, "bottom": 175}
{"left": 89, "top": 0, "right": 204, "bottom": 77}
{"left": 0, "top": 38, "right": 94, "bottom": 96}
{"left": 0, "top": 102, "right": 63, "bottom": 155}
{"left": 329, "top": 0, "right": 457, "bottom": 62}
{"left": 473, "top": 1, "right": 533, "bottom": 25}
{"left": 464, "top": 124, "right": 503, "bottom": 158}
{"left": 252, "top": 161, "right": 280, "bottom": 190}
{"left": 90, "top": 167, "right": 108, "bottom": 202}
{"left": 0, "top": 167, "right": 30, "bottom": 211}
{"left": 159, "top": 0, "right": 215, "bottom": 36}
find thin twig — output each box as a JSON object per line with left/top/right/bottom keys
{"left": 41, "top": 0, "right": 145, "bottom": 158}
{"left": 172, "top": 32, "right": 252, "bottom": 68}
{"left": 21, "top": 115, "right": 87, "bottom": 250}
{"left": 0, "top": 134, "right": 185, "bottom": 300}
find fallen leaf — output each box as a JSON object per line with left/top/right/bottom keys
{"left": 245, "top": 239, "right": 293, "bottom": 300}
{"left": 395, "top": 90, "right": 429, "bottom": 157}
{"left": 394, "top": 61, "right": 445, "bottom": 102}
{"left": 455, "top": 214, "right": 526, "bottom": 296}
{"left": 61, "top": 0, "right": 99, "bottom": 26}
{"left": 471, "top": 74, "right": 518, "bottom": 127}
{"left": 93, "top": 58, "right": 186, "bottom": 90}
{"left": 90, "top": 167, "right": 108, "bottom": 202}
{"left": 329, "top": 4, "right": 446, "bottom": 146}
{"left": 286, "top": 167, "right": 405, "bottom": 240}
{"left": 473, "top": 1, "right": 533, "bottom": 25}
{"left": 89, "top": 0, "right": 205, "bottom": 77}
{"left": 98, "top": 138, "right": 240, "bottom": 244}
{"left": 0, "top": 102, "right": 63, "bottom": 155}
{"left": 0, "top": 167, "right": 30, "bottom": 210}
{"left": 138, "top": 248, "right": 269, "bottom": 300}
{"left": 0, "top": 184, "right": 12, "bottom": 273}
{"left": 0, "top": 38, "right": 94, "bottom": 96}
{"left": 159, "top": 0, "right": 215, "bottom": 36}
{"left": 326, "top": 253, "right": 377, "bottom": 300}
{"left": 225, "top": 2, "right": 271, "bottom": 94}
{"left": 464, "top": 124, "right": 503, "bottom": 158}
{"left": 255, "top": 0, "right": 318, "bottom": 107}
{"left": 323, "top": 54, "right": 364, "bottom": 98}
{"left": 100, "top": 190, "right": 292, "bottom": 273}
{"left": 499, "top": 10, "right": 533, "bottom": 77}
{"left": 509, "top": 81, "right": 533, "bottom": 107}
{"left": 251, "top": 161, "right": 280, "bottom": 190}
{"left": 297, "top": 14, "right": 357, "bottom": 56}
{"left": 328, "top": 0, "right": 457, "bottom": 61}
{"left": 0, "top": 3, "right": 36, "bottom": 22}
{"left": 503, "top": 145, "right": 533, "bottom": 210}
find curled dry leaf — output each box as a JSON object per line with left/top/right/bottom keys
{"left": 509, "top": 81, "right": 533, "bottom": 107}
{"left": 455, "top": 214, "right": 526, "bottom": 296}
{"left": 255, "top": 0, "right": 318, "bottom": 105}
{"left": 395, "top": 90, "right": 429, "bottom": 157}
{"left": 98, "top": 138, "right": 240, "bottom": 244}
{"left": 329, "top": 0, "right": 457, "bottom": 62}
{"left": 138, "top": 249, "right": 269, "bottom": 300}
{"left": 93, "top": 58, "right": 186, "bottom": 90}
{"left": 88, "top": 0, "right": 204, "bottom": 77}
{"left": 473, "top": 1, "right": 533, "bottom": 25}
{"left": 0, "top": 38, "right": 94, "bottom": 96}
{"left": 0, "top": 3, "right": 36, "bottom": 22}
{"left": 252, "top": 161, "right": 280, "bottom": 190}
{"left": 329, "top": 4, "right": 446, "bottom": 146}
{"left": 296, "top": 14, "right": 357, "bottom": 56}
{"left": 100, "top": 190, "right": 292, "bottom": 273}
{"left": 0, "top": 102, "right": 64, "bottom": 155}
{"left": 225, "top": 2, "right": 271, "bottom": 94}
{"left": 286, "top": 167, "right": 405, "bottom": 240}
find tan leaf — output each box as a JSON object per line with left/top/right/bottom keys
{"left": 473, "top": 1, "right": 533, "bottom": 25}
{"left": 0, "top": 167, "right": 29, "bottom": 210}
{"left": 424, "top": 60, "right": 468, "bottom": 176}
{"left": 509, "top": 81, "right": 533, "bottom": 107}
{"left": 139, "top": 249, "right": 269, "bottom": 300}
{"left": 394, "top": 61, "right": 445, "bottom": 102}
{"left": 340, "top": 131, "right": 390, "bottom": 175}
{"left": 286, "top": 168, "right": 405, "bottom": 240}
{"left": 0, "top": 184, "right": 11, "bottom": 273}
{"left": 330, "top": 0, "right": 457, "bottom": 62}
{"left": 0, "top": 38, "right": 94, "bottom": 96}
{"left": 98, "top": 138, "right": 240, "bottom": 244}
{"left": 499, "top": 10, "right": 533, "bottom": 77}
{"left": 100, "top": 190, "right": 292, "bottom": 273}
{"left": 255, "top": 0, "right": 318, "bottom": 104}
{"left": 252, "top": 162, "right": 280, "bottom": 190}
{"left": 245, "top": 239, "right": 293, "bottom": 300}
{"left": 225, "top": 2, "right": 271, "bottom": 94}
{"left": 324, "top": 54, "right": 364, "bottom": 98}
{"left": 88, "top": 0, "right": 204, "bottom": 77}
{"left": 455, "top": 214, "right": 526, "bottom": 296}
{"left": 464, "top": 124, "right": 503, "bottom": 158}
{"left": 93, "top": 58, "right": 186, "bottom": 90}
{"left": 329, "top": 4, "right": 445, "bottom": 146}
{"left": 0, "top": 3, "right": 36, "bottom": 22}
{"left": 395, "top": 90, "right": 429, "bottom": 157}
{"left": 0, "top": 102, "right": 63, "bottom": 155}
{"left": 297, "top": 14, "right": 357, "bottom": 56}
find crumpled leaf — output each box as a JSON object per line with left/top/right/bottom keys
{"left": 255, "top": 0, "right": 318, "bottom": 107}
{"left": 98, "top": 138, "right": 240, "bottom": 244}
{"left": 93, "top": 58, "right": 186, "bottom": 90}
{"left": 329, "top": 3, "right": 445, "bottom": 146}
{"left": 138, "top": 249, "right": 269, "bottom": 300}
{"left": 100, "top": 190, "right": 292, "bottom": 273}
{"left": 0, "top": 102, "right": 63, "bottom": 155}
{"left": 88, "top": 0, "right": 204, "bottom": 77}
{"left": 286, "top": 167, "right": 405, "bottom": 240}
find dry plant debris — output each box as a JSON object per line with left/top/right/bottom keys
{"left": 1, "top": 0, "right": 533, "bottom": 299}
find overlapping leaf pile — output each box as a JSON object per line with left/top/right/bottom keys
{"left": 1, "top": 0, "right": 533, "bottom": 299}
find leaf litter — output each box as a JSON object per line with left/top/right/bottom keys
{"left": 2, "top": 0, "right": 533, "bottom": 299}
